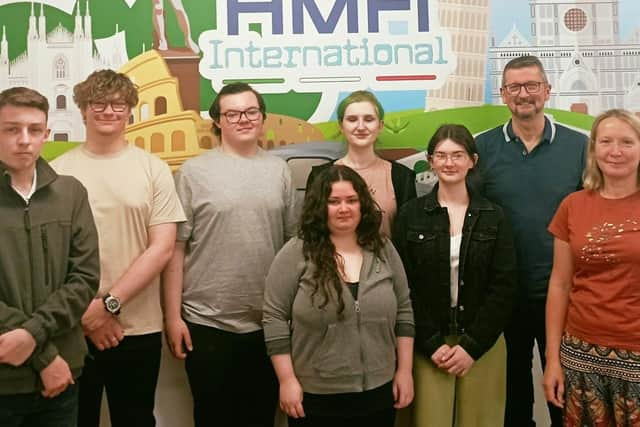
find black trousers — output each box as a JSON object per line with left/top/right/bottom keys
{"left": 0, "top": 384, "right": 78, "bottom": 427}
{"left": 288, "top": 407, "right": 396, "bottom": 427}
{"left": 78, "top": 333, "right": 162, "bottom": 427}
{"left": 184, "top": 322, "right": 278, "bottom": 427}
{"left": 503, "top": 298, "right": 562, "bottom": 427}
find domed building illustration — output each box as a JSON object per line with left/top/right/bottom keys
{"left": 120, "top": 49, "right": 214, "bottom": 170}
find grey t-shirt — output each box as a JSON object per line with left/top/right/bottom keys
{"left": 175, "top": 148, "right": 297, "bottom": 333}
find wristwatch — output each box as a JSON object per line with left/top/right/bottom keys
{"left": 102, "top": 293, "right": 121, "bottom": 315}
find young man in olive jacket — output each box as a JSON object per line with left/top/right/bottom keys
{"left": 0, "top": 87, "right": 100, "bottom": 426}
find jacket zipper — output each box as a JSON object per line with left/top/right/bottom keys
{"left": 24, "top": 205, "right": 34, "bottom": 312}
{"left": 41, "top": 225, "right": 49, "bottom": 287}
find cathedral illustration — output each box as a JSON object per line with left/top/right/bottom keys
{"left": 0, "top": 1, "right": 128, "bottom": 141}
{"left": 488, "top": 0, "right": 640, "bottom": 115}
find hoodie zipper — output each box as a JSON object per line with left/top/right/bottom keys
{"left": 355, "top": 292, "right": 365, "bottom": 391}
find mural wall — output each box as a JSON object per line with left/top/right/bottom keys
{"left": 0, "top": 0, "right": 638, "bottom": 168}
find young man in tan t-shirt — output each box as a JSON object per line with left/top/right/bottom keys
{"left": 52, "top": 70, "right": 185, "bottom": 427}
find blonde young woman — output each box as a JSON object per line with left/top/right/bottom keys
{"left": 544, "top": 109, "right": 640, "bottom": 426}
{"left": 307, "top": 91, "right": 416, "bottom": 237}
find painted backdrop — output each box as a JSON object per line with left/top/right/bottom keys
{"left": 0, "top": 0, "right": 638, "bottom": 168}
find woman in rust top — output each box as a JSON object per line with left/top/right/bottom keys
{"left": 544, "top": 109, "right": 640, "bottom": 425}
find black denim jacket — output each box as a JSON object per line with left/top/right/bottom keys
{"left": 392, "top": 184, "right": 517, "bottom": 360}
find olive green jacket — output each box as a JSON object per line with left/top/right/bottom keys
{"left": 0, "top": 158, "right": 100, "bottom": 395}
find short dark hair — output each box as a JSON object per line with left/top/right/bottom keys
{"left": 208, "top": 83, "right": 266, "bottom": 138}
{"left": 73, "top": 69, "right": 138, "bottom": 110}
{"left": 427, "top": 124, "right": 479, "bottom": 187}
{"left": 0, "top": 87, "right": 49, "bottom": 119}
{"left": 501, "top": 55, "right": 548, "bottom": 86}
{"left": 427, "top": 124, "right": 478, "bottom": 158}
{"left": 299, "top": 165, "right": 383, "bottom": 317}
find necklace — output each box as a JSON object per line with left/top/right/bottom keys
{"left": 342, "top": 156, "right": 379, "bottom": 171}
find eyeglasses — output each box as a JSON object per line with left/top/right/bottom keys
{"left": 430, "top": 151, "right": 469, "bottom": 163}
{"left": 220, "top": 108, "right": 262, "bottom": 124}
{"left": 89, "top": 100, "right": 129, "bottom": 113}
{"left": 502, "top": 81, "right": 546, "bottom": 96}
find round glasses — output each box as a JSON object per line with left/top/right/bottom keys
{"left": 89, "top": 100, "right": 129, "bottom": 113}
{"left": 430, "top": 151, "right": 469, "bottom": 163}
{"left": 220, "top": 108, "right": 262, "bottom": 124}
{"left": 502, "top": 81, "right": 546, "bottom": 96}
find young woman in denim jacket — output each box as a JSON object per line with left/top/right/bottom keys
{"left": 392, "top": 124, "right": 517, "bottom": 426}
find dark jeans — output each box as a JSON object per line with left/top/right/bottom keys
{"left": 288, "top": 407, "right": 396, "bottom": 427}
{"left": 504, "top": 298, "right": 562, "bottom": 427}
{"left": 0, "top": 383, "right": 78, "bottom": 427}
{"left": 184, "top": 322, "right": 278, "bottom": 427}
{"left": 78, "top": 333, "right": 162, "bottom": 427}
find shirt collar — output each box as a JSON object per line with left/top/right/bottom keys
{"left": 12, "top": 168, "right": 38, "bottom": 203}
{"left": 502, "top": 114, "right": 556, "bottom": 145}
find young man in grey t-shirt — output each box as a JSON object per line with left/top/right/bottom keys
{"left": 163, "top": 82, "right": 296, "bottom": 427}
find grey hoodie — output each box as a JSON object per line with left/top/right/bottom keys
{"left": 263, "top": 237, "right": 414, "bottom": 394}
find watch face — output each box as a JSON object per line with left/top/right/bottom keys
{"left": 105, "top": 296, "right": 120, "bottom": 313}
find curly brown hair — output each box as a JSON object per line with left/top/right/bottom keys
{"left": 73, "top": 69, "right": 138, "bottom": 110}
{"left": 299, "top": 165, "right": 383, "bottom": 317}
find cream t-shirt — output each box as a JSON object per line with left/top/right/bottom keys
{"left": 52, "top": 145, "right": 186, "bottom": 335}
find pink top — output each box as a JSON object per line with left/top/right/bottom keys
{"left": 338, "top": 158, "right": 396, "bottom": 237}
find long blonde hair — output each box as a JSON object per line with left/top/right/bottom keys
{"left": 583, "top": 109, "right": 640, "bottom": 191}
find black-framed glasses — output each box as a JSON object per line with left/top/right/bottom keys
{"left": 220, "top": 108, "right": 262, "bottom": 124}
{"left": 89, "top": 100, "right": 129, "bottom": 112}
{"left": 502, "top": 81, "right": 546, "bottom": 96}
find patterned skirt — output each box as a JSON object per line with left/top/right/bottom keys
{"left": 560, "top": 334, "right": 640, "bottom": 427}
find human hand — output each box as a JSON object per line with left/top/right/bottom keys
{"left": 543, "top": 360, "right": 565, "bottom": 408}
{"left": 40, "top": 355, "right": 74, "bottom": 398}
{"left": 439, "top": 345, "right": 474, "bottom": 376}
{"left": 81, "top": 298, "right": 112, "bottom": 333}
{"left": 430, "top": 344, "right": 452, "bottom": 368}
{"left": 0, "top": 328, "right": 37, "bottom": 366}
{"left": 279, "top": 377, "right": 305, "bottom": 418}
{"left": 85, "top": 316, "right": 124, "bottom": 351}
{"left": 164, "top": 317, "right": 193, "bottom": 359}
{"left": 393, "top": 368, "right": 414, "bottom": 409}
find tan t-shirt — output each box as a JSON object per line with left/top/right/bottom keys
{"left": 51, "top": 145, "right": 186, "bottom": 335}
{"left": 548, "top": 189, "right": 640, "bottom": 351}
{"left": 337, "top": 158, "right": 396, "bottom": 237}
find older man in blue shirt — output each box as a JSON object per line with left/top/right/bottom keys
{"left": 475, "top": 55, "right": 587, "bottom": 427}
